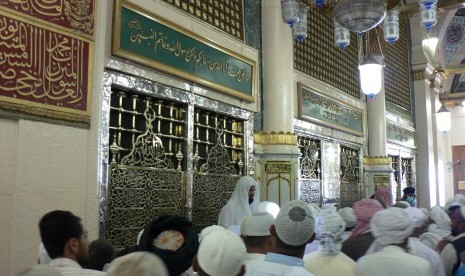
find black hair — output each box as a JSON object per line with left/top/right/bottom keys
{"left": 88, "top": 239, "right": 116, "bottom": 271}
{"left": 39, "top": 210, "right": 83, "bottom": 258}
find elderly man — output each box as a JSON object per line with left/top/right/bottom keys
{"left": 39, "top": 210, "right": 104, "bottom": 275}
{"left": 356, "top": 207, "right": 434, "bottom": 276}
{"left": 246, "top": 200, "right": 316, "bottom": 276}
{"left": 304, "top": 209, "right": 356, "bottom": 276}
{"left": 218, "top": 176, "right": 259, "bottom": 228}
{"left": 240, "top": 212, "right": 275, "bottom": 264}
{"left": 440, "top": 206, "right": 465, "bottom": 276}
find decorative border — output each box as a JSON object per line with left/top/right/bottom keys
{"left": 0, "top": 9, "right": 93, "bottom": 124}
{"left": 112, "top": 0, "right": 257, "bottom": 103}
{"left": 297, "top": 83, "right": 365, "bottom": 137}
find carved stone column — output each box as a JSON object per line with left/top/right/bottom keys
{"left": 256, "top": 0, "right": 301, "bottom": 207}
{"left": 254, "top": 132, "right": 301, "bottom": 206}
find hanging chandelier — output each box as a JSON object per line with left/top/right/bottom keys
{"left": 280, "top": 0, "right": 438, "bottom": 97}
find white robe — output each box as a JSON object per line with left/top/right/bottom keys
{"left": 440, "top": 233, "right": 465, "bottom": 276}
{"left": 246, "top": 253, "right": 314, "bottom": 276}
{"left": 218, "top": 176, "right": 259, "bottom": 227}
{"left": 356, "top": 245, "right": 434, "bottom": 276}
{"left": 304, "top": 249, "right": 356, "bottom": 276}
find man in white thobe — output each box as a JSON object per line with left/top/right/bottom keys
{"left": 356, "top": 207, "right": 434, "bottom": 276}
{"left": 304, "top": 208, "right": 356, "bottom": 276}
{"left": 218, "top": 176, "right": 259, "bottom": 228}
{"left": 246, "top": 200, "right": 315, "bottom": 276}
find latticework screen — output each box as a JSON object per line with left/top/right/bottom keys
{"left": 294, "top": 2, "right": 360, "bottom": 98}
{"left": 160, "top": 0, "right": 244, "bottom": 40}
{"left": 340, "top": 145, "right": 361, "bottom": 208}
{"left": 298, "top": 136, "right": 322, "bottom": 205}
{"left": 384, "top": 20, "right": 411, "bottom": 111}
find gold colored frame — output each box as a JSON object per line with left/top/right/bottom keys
{"left": 112, "top": 0, "right": 257, "bottom": 103}
{"left": 297, "top": 83, "right": 366, "bottom": 137}
{"left": 0, "top": 8, "right": 94, "bottom": 124}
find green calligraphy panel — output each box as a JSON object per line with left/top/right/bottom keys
{"left": 298, "top": 84, "right": 364, "bottom": 136}
{"left": 113, "top": 0, "right": 256, "bottom": 102}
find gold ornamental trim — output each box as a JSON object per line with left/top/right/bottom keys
{"left": 254, "top": 131, "right": 298, "bottom": 145}
{"left": 363, "top": 156, "right": 391, "bottom": 166}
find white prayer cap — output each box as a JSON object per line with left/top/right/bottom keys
{"left": 454, "top": 194, "right": 465, "bottom": 206}
{"left": 404, "top": 207, "right": 427, "bottom": 228}
{"left": 256, "top": 201, "right": 280, "bottom": 218}
{"left": 430, "top": 205, "right": 451, "bottom": 231}
{"left": 18, "top": 265, "right": 61, "bottom": 276}
{"left": 315, "top": 209, "right": 345, "bottom": 238}
{"left": 370, "top": 207, "right": 414, "bottom": 247}
{"left": 338, "top": 207, "right": 356, "bottom": 228}
{"left": 241, "top": 212, "right": 274, "bottom": 236}
{"left": 199, "top": 225, "right": 225, "bottom": 242}
{"left": 419, "top": 232, "right": 442, "bottom": 250}
{"left": 107, "top": 252, "right": 169, "bottom": 276}
{"left": 275, "top": 200, "right": 315, "bottom": 246}
{"left": 197, "top": 229, "right": 246, "bottom": 276}
{"left": 307, "top": 203, "right": 321, "bottom": 217}
{"left": 38, "top": 243, "right": 51, "bottom": 265}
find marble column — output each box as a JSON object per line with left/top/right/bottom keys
{"left": 364, "top": 72, "right": 394, "bottom": 200}
{"left": 255, "top": 0, "right": 301, "bottom": 206}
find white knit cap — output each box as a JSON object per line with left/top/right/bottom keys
{"left": 199, "top": 225, "right": 225, "bottom": 242}
{"left": 197, "top": 229, "right": 246, "bottom": 276}
{"left": 18, "top": 265, "right": 61, "bottom": 276}
{"left": 255, "top": 201, "right": 280, "bottom": 218}
{"left": 241, "top": 212, "right": 274, "bottom": 236}
{"left": 275, "top": 200, "right": 315, "bottom": 246}
{"left": 404, "top": 207, "right": 427, "bottom": 228}
{"left": 338, "top": 207, "right": 356, "bottom": 228}
{"left": 370, "top": 207, "right": 414, "bottom": 247}
{"left": 107, "top": 252, "right": 169, "bottom": 276}
{"left": 430, "top": 205, "right": 451, "bottom": 231}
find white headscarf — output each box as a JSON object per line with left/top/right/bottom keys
{"left": 338, "top": 207, "right": 356, "bottom": 228}
{"left": 370, "top": 207, "right": 414, "bottom": 247}
{"left": 218, "top": 176, "right": 259, "bottom": 227}
{"left": 315, "top": 209, "right": 346, "bottom": 255}
{"left": 403, "top": 207, "right": 427, "bottom": 228}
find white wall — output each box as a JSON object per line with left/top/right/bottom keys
{"left": 451, "top": 106, "right": 465, "bottom": 146}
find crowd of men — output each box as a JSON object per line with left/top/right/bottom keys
{"left": 20, "top": 176, "right": 465, "bottom": 276}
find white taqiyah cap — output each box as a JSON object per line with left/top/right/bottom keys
{"left": 199, "top": 225, "right": 225, "bottom": 242}
{"left": 275, "top": 200, "right": 315, "bottom": 246}
{"left": 241, "top": 212, "right": 274, "bottom": 236}
{"left": 255, "top": 201, "right": 280, "bottom": 218}
{"left": 106, "top": 252, "right": 169, "bottom": 276}
{"left": 404, "top": 207, "right": 427, "bottom": 228}
{"left": 338, "top": 207, "right": 356, "bottom": 228}
{"left": 197, "top": 229, "right": 246, "bottom": 276}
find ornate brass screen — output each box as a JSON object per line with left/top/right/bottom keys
{"left": 298, "top": 136, "right": 322, "bottom": 205}
{"left": 339, "top": 145, "right": 361, "bottom": 208}
{"left": 401, "top": 157, "right": 413, "bottom": 194}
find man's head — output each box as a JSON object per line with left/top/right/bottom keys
{"left": 271, "top": 200, "right": 315, "bottom": 256}
{"left": 88, "top": 239, "right": 116, "bottom": 271}
{"left": 402, "top": 187, "right": 416, "bottom": 206}
{"left": 38, "top": 210, "right": 89, "bottom": 266}
{"left": 315, "top": 209, "right": 346, "bottom": 255}
{"left": 240, "top": 212, "right": 274, "bottom": 254}
{"left": 370, "top": 207, "right": 414, "bottom": 247}
{"left": 450, "top": 206, "right": 465, "bottom": 236}
{"left": 193, "top": 229, "right": 246, "bottom": 276}
{"left": 403, "top": 207, "right": 427, "bottom": 237}
{"left": 248, "top": 186, "right": 256, "bottom": 204}
{"left": 107, "top": 252, "right": 168, "bottom": 276}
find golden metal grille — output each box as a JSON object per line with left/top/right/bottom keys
{"left": 298, "top": 136, "right": 322, "bottom": 205}
{"left": 294, "top": 2, "right": 360, "bottom": 98}
{"left": 161, "top": 0, "right": 244, "bottom": 40}
{"left": 384, "top": 20, "right": 411, "bottom": 111}
{"left": 193, "top": 108, "right": 245, "bottom": 175}
{"left": 340, "top": 145, "right": 361, "bottom": 208}
{"left": 401, "top": 157, "right": 413, "bottom": 190}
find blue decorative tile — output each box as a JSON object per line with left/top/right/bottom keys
{"left": 444, "top": 16, "right": 465, "bottom": 64}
